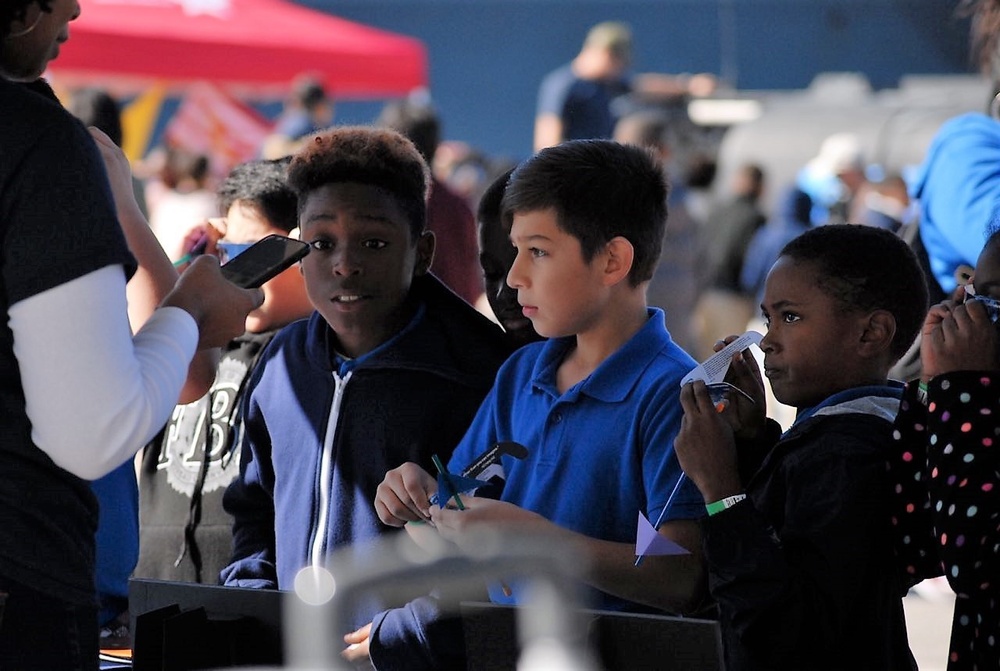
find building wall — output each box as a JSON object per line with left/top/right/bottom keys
{"left": 299, "top": 0, "right": 973, "bottom": 162}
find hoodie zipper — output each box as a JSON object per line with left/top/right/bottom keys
{"left": 310, "top": 370, "right": 351, "bottom": 569}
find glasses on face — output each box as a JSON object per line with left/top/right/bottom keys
{"left": 217, "top": 241, "right": 256, "bottom": 264}
{"left": 964, "top": 284, "right": 1000, "bottom": 323}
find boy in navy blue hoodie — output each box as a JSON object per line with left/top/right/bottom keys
{"left": 220, "top": 127, "right": 511, "bottom": 630}
{"left": 674, "top": 224, "right": 926, "bottom": 670}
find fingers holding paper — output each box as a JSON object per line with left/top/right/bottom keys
{"left": 429, "top": 497, "right": 548, "bottom": 551}
{"left": 675, "top": 380, "right": 743, "bottom": 503}
{"left": 690, "top": 332, "right": 766, "bottom": 440}
{"left": 374, "top": 462, "right": 438, "bottom": 526}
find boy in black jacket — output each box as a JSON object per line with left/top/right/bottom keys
{"left": 675, "top": 224, "right": 927, "bottom": 670}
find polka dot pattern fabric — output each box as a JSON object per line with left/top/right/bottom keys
{"left": 888, "top": 372, "right": 999, "bottom": 671}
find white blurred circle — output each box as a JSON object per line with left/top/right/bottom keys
{"left": 292, "top": 565, "right": 336, "bottom": 605}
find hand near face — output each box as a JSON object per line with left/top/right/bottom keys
{"left": 715, "top": 335, "right": 767, "bottom": 440}
{"left": 674, "top": 380, "right": 743, "bottom": 502}
{"left": 922, "top": 299, "right": 1000, "bottom": 376}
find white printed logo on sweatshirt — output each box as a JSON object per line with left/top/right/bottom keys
{"left": 158, "top": 357, "right": 248, "bottom": 498}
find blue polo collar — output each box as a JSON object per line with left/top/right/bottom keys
{"left": 530, "top": 308, "right": 672, "bottom": 403}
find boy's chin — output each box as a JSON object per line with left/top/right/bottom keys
{"left": 768, "top": 382, "right": 800, "bottom": 409}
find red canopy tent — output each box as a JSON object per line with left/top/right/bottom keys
{"left": 49, "top": 0, "right": 428, "bottom": 98}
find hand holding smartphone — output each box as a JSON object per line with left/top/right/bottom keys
{"left": 219, "top": 234, "right": 311, "bottom": 288}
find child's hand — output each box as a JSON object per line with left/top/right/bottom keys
{"left": 674, "top": 381, "right": 742, "bottom": 502}
{"left": 922, "top": 299, "right": 1000, "bottom": 376}
{"left": 920, "top": 301, "right": 953, "bottom": 379}
{"left": 174, "top": 220, "right": 223, "bottom": 270}
{"left": 374, "top": 462, "right": 437, "bottom": 527}
{"left": 429, "top": 497, "right": 547, "bottom": 551}
{"left": 715, "top": 335, "right": 766, "bottom": 440}
{"left": 342, "top": 622, "right": 374, "bottom": 668}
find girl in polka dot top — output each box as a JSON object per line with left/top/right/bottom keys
{"left": 889, "top": 225, "right": 1000, "bottom": 671}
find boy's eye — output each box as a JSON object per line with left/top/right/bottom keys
{"left": 782, "top": 312, "right": 801, "bottom": 324}
{"left": 308, "top": 239, "right": 333, "bottom": 252}
{"left": 530, "top": 247, "right": 547, "bottom": 258}
{"left": 362, "top": 239, "right": 388, "bottom": 250}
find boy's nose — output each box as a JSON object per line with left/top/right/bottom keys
{"left": 506, "top": 255, "right": 527, "bottom": 289}
{"left": 332, "top": 251, "right": 361, "bottom": 276}
{"left": 759, "top": 330, "right": 776, "bottom": 353}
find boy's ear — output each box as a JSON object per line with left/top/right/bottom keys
{"left": 414, "top": 230, "right": 436, "bottom": 277}
{"left": 858, "top": 309, "right": 896, "bottom": 358}
{"left": 601, "top": 236, "right": 634, "bottom": 286}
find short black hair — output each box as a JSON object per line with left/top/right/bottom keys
{"left": 286, "top": 126, "right": 430, "bottom": 239}
{"left": 68, "top": 88, "right": 122, "bottom": 146}
{"left": 476, "top": 167, "right": 515, "bottom": 234}
{"left": 501, "top": 139, "right": 668, "bottom": 285}
{"left": 779, "top": 224, "right": 929, "bottom": 362}
{"left": 984, "top": 221, "right": 1000, "bottom": 251}
{"left": 376, "top": 100, "right": 440, "bottom": 165}
{"left": 217, "top": 157, "right": 297, "bottom": 233}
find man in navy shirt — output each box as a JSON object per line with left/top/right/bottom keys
{"left": 534, "top": 21, "right": 716, "bottom": 152}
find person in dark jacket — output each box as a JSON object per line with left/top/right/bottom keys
{"left": 220, "top": 127, "right": 512, "bottom": 632}
{"left": 674, "top": 224, "right": 928, "bottom": 670}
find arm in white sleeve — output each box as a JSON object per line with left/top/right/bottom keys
{"left": 9, "top": 265, "right": 198, "bottom": 480}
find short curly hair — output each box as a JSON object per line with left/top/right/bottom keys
{"left": 779, "top": 224, "right": 929, "bottom": 363}
{"left": 1, "top": 1, "right": 52, "bottom": 40}
{"left": 286, "top": 126, "right": 430, "bottom": 239}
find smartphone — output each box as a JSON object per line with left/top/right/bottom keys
{"left": 219, "top": 234, "right": 311, "bottom": 288}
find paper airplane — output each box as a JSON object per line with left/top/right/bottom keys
{"left": 635, "top": 511, "right": 690, "bottom": 558}
{"left": 431, "top": 472, "right": 491, "bottom": 509}
{"left": 635, "top": 472, "right": 692, "bottom": 565}
{"left": 681, "top": 330, "right": 763, "bottom": 387}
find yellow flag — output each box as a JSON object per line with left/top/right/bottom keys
{"left": 121, "top": 84, "right": 166, "bottom": 162}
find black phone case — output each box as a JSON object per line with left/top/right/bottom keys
{"left": 219, "top": 234, "right": 310, "bottom": 288}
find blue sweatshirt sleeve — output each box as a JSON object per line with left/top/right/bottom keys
{"left": 368, "top": 595, "right": 467, "bottom": 671}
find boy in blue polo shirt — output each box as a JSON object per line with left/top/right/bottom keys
{"left": 346, "top": 139, "right": 707, "bottom": 669}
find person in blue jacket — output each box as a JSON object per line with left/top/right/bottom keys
{"left": 909, "top": 0, "right": 1000, "bottom": 300}
{"left": 909, "top": 112, "right": 1000, "bottom": 297}
{"left": 220, "top": 127, "right": 512, "bottom": 631}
